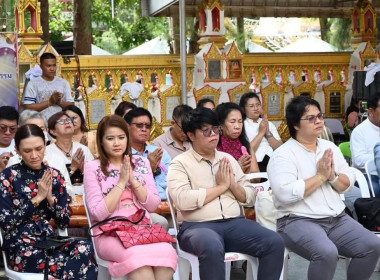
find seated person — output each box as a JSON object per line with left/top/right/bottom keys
{"left": 0, "top": 106, "right": 19, "bottom": 172}
{"left": 63, "top": 105, "right": 88, "bottom": 145}
{"left": 7, "top": 109, "right": 74, "bottom": 198}
{"left": 153, "top": 104, "right": 193, "bottom": 159}
{"left": 351, "top": 95, "right": 380, "bottom": 196}
{"left": 0, "top": 124, "right": 97, "bottom": 278}
{"left": 46, "top": 112, "right": 94, "bottom": 186}
{"left": 268, "top": 96, "right": 380, "bottom": 280}
{"left": 196, "top": 98, "right": 215, "bottom": 110}
{"left": 215, "top": 102, "right": 260, "bottom": 175}
{"left": 168, "top": 108, "right": 284, "bottom": 280}
{"left": 84, "top": 115, "right": 177, "bottom": 279}
{"left": 239, "top": 92, "right": 282, "bottom": 172}
{"left": 114, "top": 101, "right": 137, "bottom": 118}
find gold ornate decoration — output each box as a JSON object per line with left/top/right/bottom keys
{"left": 149, "top": 117, "right": 165, "bottom": 142}
{"left": 227, "top": 84, "right": 250, "bottom": 104}
{"left": 225, "top": 42, "right": 244, "bottom": 81}
{"left": 199, "top": 0, "right": 224, "bottom": 11}
{"left": 322, "top": 81, "right": 347, "bottom": 118}
{"left": 260, "top": 82, "right": 285, "bottom": 121}
{"left": 84, "top": 88, "right": 114, "bottom": 130}
{"left": 351, "top": 0, "right": 377, "bottom": 48}
{"left": 158, "top": 85, "right": 181, "bottom": 126}
{"left": 292, "top": 81, "right": 317, "bottom": 99}
{"left": 18, "top": 43, "right": 34, "bottom": 63}
{"left": 359, "top": 42, "right": 378, "bottom": 69}
{"left": 203, "top": 43, "right": 224, "bottom": 81}
{"left": 193, "top": 84, "right": 221, "bottom": 105}
{"left": 277, "top": 121, "right": 291, "bottom": 142}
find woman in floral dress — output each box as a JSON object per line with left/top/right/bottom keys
{"left": 0, "top": 124, "right": 97, "bottom": 279}
{"left": 84, "top": 115, "right": 177, "bottom": 280}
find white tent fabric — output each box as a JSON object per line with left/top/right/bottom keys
{"left": 277, "top": 37, "right": 337, "bottom": 52}
{"left": 91, "top": 44, "right": 111, "bottom": 55}
{"left": 123, "top": 37, "right": 170, "bottom": 55}
{"left": 246, "top": 41, "right": 273, "bottom": 53}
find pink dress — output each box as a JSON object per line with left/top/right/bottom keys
{"left": 84, "top": 156, "right": 177, "bottom": 278}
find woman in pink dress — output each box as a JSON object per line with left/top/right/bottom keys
{"left": 84, "top": 115, "right": 177, "bottom": 279}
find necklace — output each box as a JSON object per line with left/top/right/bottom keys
{"left": 55, "top": 142, "right": 73, "bottom": 158}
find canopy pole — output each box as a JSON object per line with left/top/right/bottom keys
{"left": 179, "top": 0, "right": 187, "bottom": 104}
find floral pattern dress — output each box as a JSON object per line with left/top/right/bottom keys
{"left": 0, "top": 161, "right": 97, "bottom": 279}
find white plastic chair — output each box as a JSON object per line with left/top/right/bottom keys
{"left": 166, "top": 188, "right": 259, "bottom": 280}
{"left": 0, "top": 227, "right": 67, "bottom": 280}
{"left": 353, "top": 166, "right": 375, "bottom": 198}
{"left": 364, "top": 159, "right": 377, "bottom": 197}
{"left": 83, "top": 193, "right": 127, "bottom": 280}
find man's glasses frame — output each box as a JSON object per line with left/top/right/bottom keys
{"left": 201, "top": 126, "right": 221, "bottom": 137}
{"left": 131, "top": 122, "right": 152, "bottom": 129}
{"left": 0, "top": 125, "right": 17, "bottom": 134}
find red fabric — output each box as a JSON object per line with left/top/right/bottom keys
{"left": 217, "top": 135, "right": 243, "bottom": 161}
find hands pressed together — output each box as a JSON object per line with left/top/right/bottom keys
{"left": 48, "top": 91, "right": 63, "bottom": 106}
{"left": 34, "top": 169, "right": 55, "bottom": 206}
{"left": 148, "top": 148, "right": 163, "bottom": 173}
{"left": 316, "top": 148, "right": 336, "bottom": 182}
{"left": 71, "top": 148, "right": 85, "bottom": 174}
{"left": 216, "top": 157, "right": 238, "bottom": 191}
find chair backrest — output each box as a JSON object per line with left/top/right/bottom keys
{"left": 352, "top": 167, "right": 373, "bottom": 198}
{"left": 364, "top": 159, "right": 377, "bottom": 197}
{"left": 339, "top": 142, "right": 352, "bottom": 159}
{"left": 166, "top": 187, "right": 180, "bottom": 235}
{"left": 83, "top": 193, "right": 102, "bottom": 261}
{"left": 324, "top": 118, "right": 345, "bottom": 135}
{"left": 246, "top": 172, "right": 270, "bottom": 191}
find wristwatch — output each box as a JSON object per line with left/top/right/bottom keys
{"left": 328, "top": 172, "right": 340, "bottom": 184}
{"left": 265, "top": 132, "right": 273, "bottom": 139}
{"left": 68, "top": 166, "right": 76, "bottom": 176}
{"left": 31, "top": 197, "right": 39, "bottom": 208}
{"left": 153, "top": 167, "right": 162, "bottom": 177}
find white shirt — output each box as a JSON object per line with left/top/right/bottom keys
{"left": 0, "top": 139, "right": 15, "bottom": 155}
{"left": 351, "top": 118, "right": 380, "bottom": 170}
{"left": 244, "top": 118, "right": 281, "bottom": 161}
{"left": 45, "top": 142, "right": 94, "bottom": 165}
{"left": 23, "top": 76, "right": 74, "bottom": 120}
{"left": 267, "top": 138, "right": 355, "bottom": 219}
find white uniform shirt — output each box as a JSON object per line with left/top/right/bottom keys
{"left": 244, "top": 118, "right": 281, "bottom": 162}
{"left": 351, "top": 118, "right": 380, "bottom": 170}
{"left": 23, "top": 76, "right": 73, "bottom": 120}
{"left": 267, "top": 138, "right": 355, "bottom": 219}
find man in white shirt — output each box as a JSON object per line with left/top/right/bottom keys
{"left": 22, "top": 52, "right": 74, "bottom": 121}
{"left": 0, "top": 106, "right": 18, "bottom": 172}
{"left": 268, "top": 96, "right": 380, "bottom": 280}
{"left": 351, "top": 95, "right": 380, "bottom": 196}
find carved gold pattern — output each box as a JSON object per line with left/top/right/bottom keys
{"left": 203, "top": 43, "right": 224, "bottom": 81}
{"left": 224, "top": 42, "right": 243, "bottom": 60}
{"left": 16, "top": 0, "right": 43, "bottom": 35}
{"left": 84, "top": 89, "right": 115, "bottom": 130}
{"left": 149, "top": 117, "right": 165, "bottom": 142}
{"left": 292, "top": 81, "right": 317, "bottom": 99}
{"left": 193, "top": 85, "right": 221, "bottom": 105}
{"left": 200, "top": 0, "right": 224, "bottom": 11}
{"left": 159, "top": 85, "right": 181, "bottom": 126}
{"left": 227, "top": 84, "right": 250, "bottom": 104}
{"left": 359, "top": 42, "right": 378, "bottom": 69}
{"left": 260, "top": 82, "right": 285, "bottom": 121}
{"left": 18, "top": 43, "right": 34, "bottom": 63}
{"left": 322, "top": 81, "right": 347, "bottom": 118}
{"left": 278, "top": 121, "right": 291, "bottom": 142}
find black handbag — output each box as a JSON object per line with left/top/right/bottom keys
{"left": 354, "top": 197, "right": 380, "bottom": 231}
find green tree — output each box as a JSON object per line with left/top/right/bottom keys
{"left": 48, "top": 0, "right": 72, "bottom": 42}
{"left": 327, "top": 18, "right": 352, "bottom": 50}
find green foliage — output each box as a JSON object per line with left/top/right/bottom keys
{"left": 49, "top": 0, "right": 72, "bottom": 41}
{"left": 326, "top": 18, "right": 352, "bottom": 51}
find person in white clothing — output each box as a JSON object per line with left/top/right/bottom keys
{"left": 268, "top": 96, "right": 380, "bottom": 280}
{"left": 0, "top": 106, "right": 19, "bottom": 172}
{"left": 351, "top": 95, "right": 380, "bottom": 196}
{"left": 239, "top": 92, "right": 282, "bottom": 171}
{"left": 46, "top": 112, "right": 94, "bottom": 188}
{"left": 22, "top": 52, "right": 74, "bottom": 121}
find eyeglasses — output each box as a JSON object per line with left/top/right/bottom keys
{"left": 70, "top": 116, "right": 78, "bottom": 122}
{"left": 174, "top": 119, "right": 182, "bottom": 129}
{"left": 56, "top": 118, "right": 73, "bottom": 125}
{"left": 300, "top": 113, "right": 325, "bottom": 124}
{"left": 201, "top": 126, "right": 221, "bottom": 137}
{"left": 247, "top": 103, "right": 261, "bottom": 109}
{"left": 0, "top": 125, "right": 17, "bottom": 134}
{"left": 131, "top": 123, "right": 152, "bottom": 129}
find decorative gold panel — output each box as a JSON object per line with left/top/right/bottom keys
{"left": 227, "top": 84, "right": 250, "bottom": 104}
{"left": 193, "top": 85, "right": 221, "bottom": 105}
{"left": 277, "top": 121, "right": 291, "bottom": 142}
{"left": 200, "top": 0, "right": 224, "bottom": 11}
{"left": 18, "top": 43, "right": 34, "bottom": 63}
{"left": 159, "top": 85, "right": 181, "bottom": 126}
{"left": 149, "top": 117, "right": 165, "bottom": 142}
{"left": 84, "top": 89, "right": 114, "bottom": 130}
{"left": 121, "top": 88, "right": 150, "bottom": 109}
{"left": 322, "top": 81, "right": 346, "bottom": 118}
{"left": 359, "top": 42, "right": 378, "bottom": 69}
{"left": 292, "top": 81, "right": 317, "bottom": 99}
{"left": 260, "top": 82, "right": 285, "bottom": 121}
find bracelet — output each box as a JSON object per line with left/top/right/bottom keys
{"left": 328, "top": 173, "right": 340, "bottom": 184}
{"left": 114, "top": 184, "right": 125, "bottom": 191}
{"left": 316, "top": 173, "right": 326, "bottom": 184}
{"left": 265, "top": 133, "right": 273, "bottom": 140}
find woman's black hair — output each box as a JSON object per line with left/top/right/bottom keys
{"left": 286, "top": 96, "right": 321, "bottom": 139}
{"left": 15, "top": 124, "right": 45, "bottom": 150}
{"left": 215, "top": 102, "right": 250, "bottom": 154}
{"left": 239, "top": 92, "right": 261, "bottom": 118}
{"left": 63, "top": 105, "right": 88, "bottom": 132}
{"left": 196, "top": 98, "right": 215, "bottom": 109}
{"left": 182, "top": 107, "right": 219, "bottom": 140}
